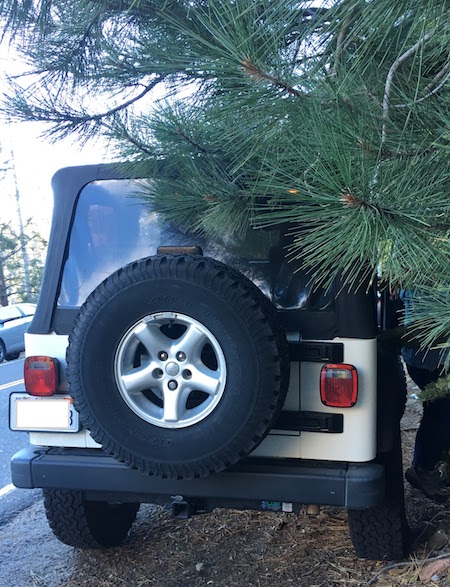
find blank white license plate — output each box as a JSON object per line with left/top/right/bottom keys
{"left": 10, "top": 393, "right": 80, "bottom": 432}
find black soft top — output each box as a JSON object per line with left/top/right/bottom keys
{"left": 30, "top": 164, "right": 377, "bottom": 340}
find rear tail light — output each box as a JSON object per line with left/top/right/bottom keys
{"left": 320, "top": 364, "right": 358, "bottom": 408}
{"left": 24, "top": 356, "right": 59, "bottom": 396}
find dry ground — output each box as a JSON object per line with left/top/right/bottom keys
{"left": 2, "top": 382, "right": 450, "bottom": 587}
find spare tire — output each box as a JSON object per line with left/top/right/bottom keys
{"left": 67, "top": 254, "right": 289, "bottom": 479}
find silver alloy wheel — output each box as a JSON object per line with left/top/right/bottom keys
{"left": 114, "top": 312, "right": 227, "bottom": 429}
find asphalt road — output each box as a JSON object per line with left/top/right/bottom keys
{"left": 0, "top": 357, "right": 40, "bottom": 526}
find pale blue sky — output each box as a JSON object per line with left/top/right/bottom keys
{"left": 0, "top": 46, "right": 110, "bottom": 235}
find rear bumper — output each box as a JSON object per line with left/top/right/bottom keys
{"left": 12, "top": 447, "right": 385, "bottom": 510}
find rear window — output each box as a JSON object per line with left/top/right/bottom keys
{"left": 17, "top": 304, "right": 36, "bottom": 317}
{"left": 58, "top": 180, "right": 334, "bottom": 314}
{"left": 0, "top": 306, "right": 22, "bottom": 321}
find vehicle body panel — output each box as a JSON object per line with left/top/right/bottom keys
{"left": 23, "top": 332, "right": 377, "bottom": 462}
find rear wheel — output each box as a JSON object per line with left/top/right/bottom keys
{"left": 43, "top": 488, "right": 139, "bottom": 548}
{"left": 0, "top": 340, "right": 5, "bottom": 363}
{"left": 348, "top": 431, "right": 409, "bottom": 560}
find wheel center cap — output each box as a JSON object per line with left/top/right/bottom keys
{"left": 165, "top": 362, "right": 180, "bottom": 376}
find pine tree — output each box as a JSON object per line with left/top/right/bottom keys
{"left": 1, "top": 0, "right": 450, "bottom": 350}
{"left": 0, "top": 221, "right": 46, "bottom": 304}
{"left": 0, "top": 137, "right": 45, "bottom": 303}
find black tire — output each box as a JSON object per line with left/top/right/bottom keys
{"left": 67, "top": 254, "right": 289, "bottom": 480}
{"left": 5, "top": 351, "right": 20, "bottom": 361}
{"left": 348, "top": 430, "right": 409, "bottom": 560}
{"left": 43, "top": 488, "right": 139, "bottom": 548}
{"left": 0, "top": 339, "right": 5, "bottom": 363}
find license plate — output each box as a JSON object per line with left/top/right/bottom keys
{"left": 9, "top": 393, "right": 80, "bottom": 432}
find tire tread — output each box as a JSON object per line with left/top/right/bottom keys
{"left": 43, "top": 488, "right": 138, "bottom": 548}
{"left": 67, "top": 254, "right": 289, "bottom": 480}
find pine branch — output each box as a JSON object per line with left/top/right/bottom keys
{"left": 6, "top": 286, "right": 41, "bottom": 297}
{"left": 382, "top": 30, "right": 435, "bottom": 143}
{"left": 331, "top": 6, "right": 360, "bottom": 77}
{"left": 175, "top": 128, "right": 208, "bottom": 154}
{"left": 240, "top": 57, "right": 302, "bottom": 98}
{"left": 424, "top": 59, "right": 450, "bottom": 93}
{"left": 421, "top": 374, "right": 450, "bottom": 403}
{"left": 358, "top": 139, "right": 438, "bottom": 160}
{"left": 2, "top": 239, "right": 33, "bottom": 262}
{"left": 393, "top": 70, "right": 450, "bottom": 109}
{"left": 367, "top": 552, "right": 450, "bottom": 586}
{"left": 109, "top": 121, "right": 159, "bottom": 157}
{"left": 340, "top": 191, "right": 392, "bottom": 216}
{"left": 331, "top": 23, "right": 350, "bottom": 76}
{"left": 2, "top": 75, "right": 167, "bottom": 141}
{"left": 80, "top": 76, "right": 166, "bottom": 122}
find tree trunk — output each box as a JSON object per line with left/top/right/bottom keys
{"left": 10, "top": 148, "right": 31, "bottom": 300}
{"left": 0, "top": 257, "right": 8, "bottom": 306}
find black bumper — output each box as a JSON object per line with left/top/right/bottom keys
{"left": 12, "top": 447, "right": 386, "bottom": 510}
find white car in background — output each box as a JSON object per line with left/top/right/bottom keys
{"left": 0, "top": 303, "right": 36, "bottom": 362}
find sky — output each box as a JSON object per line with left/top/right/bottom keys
{"left": 0, "top": 46, "right": 111, "bottom": 238}
{"left": 2, "top": 123, "right": 109, "bottom": 236}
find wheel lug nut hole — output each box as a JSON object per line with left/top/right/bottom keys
{"left": 168, "top": 380, "right": 178, "bottom": 390}
{"left": 176, "top": 352, "right": 186, "bottom": 361}
{"left": 183, "top": 369, "right": 192, "bottom": 380}
{"left": 153, "top": 368, "right": 164, "bottom": 379}
{"left": 158, "top": 351, "right": 168, "bottom": 361}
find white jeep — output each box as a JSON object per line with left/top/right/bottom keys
{"left": 10, "top": 164, "right": 407, "bottom": 560}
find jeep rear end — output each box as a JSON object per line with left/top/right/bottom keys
{"left": 10, "top": 164, "right": 408, "bottom": 560}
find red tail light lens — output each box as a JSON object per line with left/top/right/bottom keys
{"left": 320, "top": 364, "right": 358, "bottom": 408}
{"left": 24, "top": 356, "right": 59, "bottom": 396}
